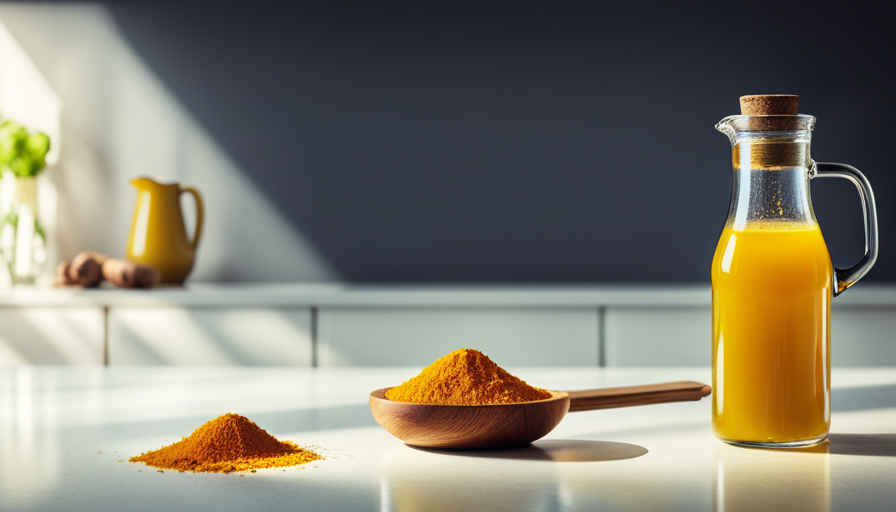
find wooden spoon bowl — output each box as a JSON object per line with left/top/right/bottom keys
{"left": 370, "top": 381, "right": 711, "bottom": 449}
{"left": 369, "top": 388, "right": 570, "bottom": 449}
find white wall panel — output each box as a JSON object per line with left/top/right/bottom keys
{"left": 605, "top": 307, "right": 711, "bottom": 366}
{"left": 831, "top": 307, "right": 896, "bottom": 366}
{"left": 318, "top": 307, "right": 599, "bottom": 366}
{"left": 0, "top": 307, "right": 104, "bottom": 365}
{"left": 606, "top": 305, "right": 896, "bottom": 367}
{"left": 109, "top": 307, "right": 312, "bottom": 365}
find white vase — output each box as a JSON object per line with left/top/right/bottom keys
{"left": 1, "top": 176, "right": 46, "bottom": 284}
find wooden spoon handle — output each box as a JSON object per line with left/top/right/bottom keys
{"left": 565, "top": 381, "right": 712, "bottom": 412}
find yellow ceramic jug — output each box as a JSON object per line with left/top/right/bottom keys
{"left": 126, "top": 177, "right": 204, "bottom": 285}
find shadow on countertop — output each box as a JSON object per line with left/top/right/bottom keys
{"left": 409, "top": 439, "right": 648, "bottom": 462}
{"left": 828, "top": 433, "right": 896, "bottom": 457}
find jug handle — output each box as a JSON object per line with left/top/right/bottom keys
{"left": 179, "top": 186, "right": 205, "bottom": 251}
{"left": 812, "top": 161, "right": 879, "bottom": 296}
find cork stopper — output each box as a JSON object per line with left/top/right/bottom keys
{"left": 738, "top": 94, "right": 801, "bottom": 130}
{"left": 740, "top": 95, "right": 799, "bottom": 115}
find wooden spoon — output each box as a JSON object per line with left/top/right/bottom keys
{"left": 369, "top": 381, "right": 711, "bottom": 449}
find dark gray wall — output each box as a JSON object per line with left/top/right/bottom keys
{"left": 107, "top": 2, "right": 894, "bottom": 282}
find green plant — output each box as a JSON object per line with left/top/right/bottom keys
{"left": 0, "top": 120, "right": 51, "bottom": 177}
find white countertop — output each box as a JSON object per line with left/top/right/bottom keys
{"left": 2, "top": 366, "right": 895, "bottom": 511}
{"left": 3, "top": 283, "right": 896, "bottom": 307}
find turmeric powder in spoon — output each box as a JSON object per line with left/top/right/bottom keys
{"left": 384, "top": 348, "right": 551, "bottom": 405}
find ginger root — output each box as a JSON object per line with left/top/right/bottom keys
{"left": 69, "top": 251, "right": 104, "bottom": 287}
{"left": 55, "top": 261, "right": 76, "bottom": 287}
{"left": 101, "top": 257, "right": 160, "bottom": 288}
{"left": 56, "top": 251, "right": 160, "bottom": 289}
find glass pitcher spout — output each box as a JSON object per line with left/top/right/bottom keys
{"left": 715, "top": 114, "right": 817, "bottom": 145}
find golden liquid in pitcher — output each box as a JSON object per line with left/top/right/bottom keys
{"left": 711, "top": 221, "right": 832, "bottom": 444}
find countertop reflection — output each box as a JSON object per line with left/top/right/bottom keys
{"left": 2, "top": 366, "right": 896, "bottom": 511}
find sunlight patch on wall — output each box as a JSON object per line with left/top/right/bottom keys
{"left": 0, "top": 4, "right": 336, "bottom": 282}
{"left": 0, "top": 17, "right": 61, "bottom": 284}
{"left": 0, "top": 19, "right": 60, "bottom": 160}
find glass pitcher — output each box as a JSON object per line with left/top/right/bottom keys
{"left": 712, "top": 96, "right": 878, "bottom": 448}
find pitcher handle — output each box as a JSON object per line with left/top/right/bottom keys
{"left": 812, "top": 162, "right": 878, "bottom": 296}
{"left": 179, "top": 186, "right": 205, "bottom": 251}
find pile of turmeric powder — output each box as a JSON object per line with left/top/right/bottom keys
{"left": 385, "top": 348, "right": 552, "bottom": 405}
{"left": 130, "top": 413, "right": 322, "bottom": 473}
